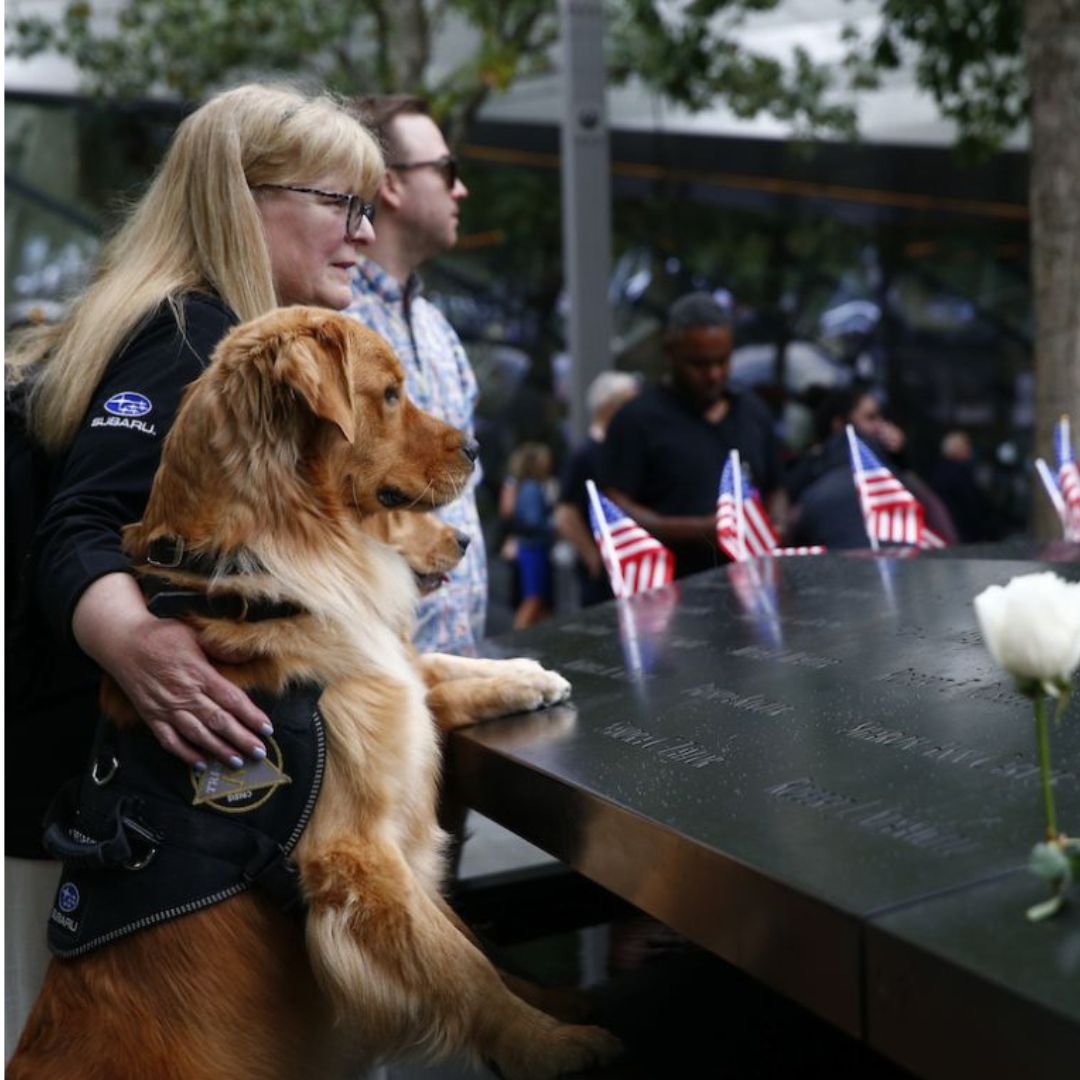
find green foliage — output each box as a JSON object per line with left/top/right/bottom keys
{"left": 608, "top": 0, "right": 857, "bottom": 138}
{"left": 8, "top": 1, "right": 1029, "bottom": 154}
{"left": 9, "top": 0, "right": 373, "bottom": 101}
{"left": 7, "top": 0, "right": 856, "bottom": 141}
{"left": 843, "top": 0, "right": 1027, "bottom": 158}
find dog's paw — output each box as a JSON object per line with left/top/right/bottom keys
{"left": 495, "top": 1023, "right": 623, "bottom": 1079}
{"left": 535, "top": 669, "right": 571, "bottom": 705}
{"left": 513, "top": 669, "right": 571, "bottom": 712}
{"left": 497, "top": 657, "right": 547, "bottom": 679}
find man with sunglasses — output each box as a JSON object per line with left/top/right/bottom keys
{"left": 598, "top": 292, "right": 785, "bottom": 578}
{"left": 346, "top": 95, "right": 485, "bottom": 655}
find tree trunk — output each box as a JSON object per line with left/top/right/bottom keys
{"left": 1025, "top": 0, "right": 1080, "bottom": 539}
{"left": 386, "top": 0, "right": 432, "bottom": 90}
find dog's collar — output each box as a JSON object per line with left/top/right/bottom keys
{"left": 145, "top": 535, "right": 259, "bottom": 576}
{"left": 139, "top": 538, "right": 304, "bottom": 623}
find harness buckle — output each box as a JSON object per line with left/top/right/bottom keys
{"left": 121, "top": 817, "right": 159, "bottom": 871}
{"left": 147, "top": 536, "right": 184, "bottom": 569}
{"left": 91, "top": 755, "right": 119, "bottom": 786}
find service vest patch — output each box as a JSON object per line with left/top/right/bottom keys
{"left": 45, "top": 682, "right": 325, "bottom": 958}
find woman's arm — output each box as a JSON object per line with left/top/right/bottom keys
{"left": 73, "top": 573, "right": 271, "bottom": 768}
{"left": 35, "top": 296, "right": 268, "bottom": 767}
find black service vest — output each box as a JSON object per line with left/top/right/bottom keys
{"left": 44, "top": 682, "right": 325, "bottom": 958}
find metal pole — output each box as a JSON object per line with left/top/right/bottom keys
{"left": 559, "top": 0, "right": 613, "bottom": 444}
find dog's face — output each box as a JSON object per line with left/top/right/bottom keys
{"left": 206, "top": 307, "right": 477, "bottom": 515}
{"left": 361, "top": 511, "right": 470, "bottom": 594}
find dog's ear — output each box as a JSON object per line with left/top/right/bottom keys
{"left": 273, "top": 320, "right": 356, "bottom": 444}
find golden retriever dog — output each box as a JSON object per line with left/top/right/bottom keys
{"left": 360, "top": 509, "right": 573, "bottom": 732}
{"left": 10, "top": 308, "right": 621, "bottom": 1080}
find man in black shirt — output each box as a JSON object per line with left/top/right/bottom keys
{"left": 599, "top": 293, "right": 783, "bottom": 578}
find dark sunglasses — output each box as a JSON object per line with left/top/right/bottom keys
{"left": 387, "top": 154, "right": 459, "bottom": 190}
{"left": 253, "top": 184, "right": 376, "bottom": 236}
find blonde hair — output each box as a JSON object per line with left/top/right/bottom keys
{"left": 8, "top": 83, "right": 384, "bottom": 454}
{"left": 508, "top": 443, "right": 553, "bottom": 482}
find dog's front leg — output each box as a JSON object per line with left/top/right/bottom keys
{"left": 298, "top": 835, "right": 621, "bottom": 1079}
{"left": 420, "top": 655, "right": 571, "bottom": 732}
{"left": 420, "top": 654, "right": 547, "bottom": 684}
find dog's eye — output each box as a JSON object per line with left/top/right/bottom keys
{"left": 384, "top": 386, "right": 400, "bottom": 405}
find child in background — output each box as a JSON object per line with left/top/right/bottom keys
{"left": 500, "top": 443, "right": 557, "bottom": 629}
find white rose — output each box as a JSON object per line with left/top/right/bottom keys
{"left": 974, "top": 572, "right": 1080, "bottom": 694}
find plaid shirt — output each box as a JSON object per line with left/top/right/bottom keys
{"left": 347, "top": 257, "right": 487, "bottom": 653}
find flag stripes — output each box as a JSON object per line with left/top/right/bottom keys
{"left": 1054, "top": 416, "right": 1080, "bottom": 541}
{"left": 586, "top": 480, "right": 675, "bottom": 598}
{"left": 716, "top": 451, "right": 779, "bottom": 561}
{"left": 846, "top": 426, "right": 945, "bottom": 551}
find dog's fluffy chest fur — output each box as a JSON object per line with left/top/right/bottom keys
{"left": 251, "top": 535, "right": 449, "bottom": 888}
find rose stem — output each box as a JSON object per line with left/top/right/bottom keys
{"left": 1034, "top": 695, "right": 1058, "bottom": 842}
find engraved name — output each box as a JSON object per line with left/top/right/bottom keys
{"left": 602, "top": 721, "right": 725, "bottom": 769}
{"left": 666, "top": 636, "right": 709, "bottom": 651}
{"left": 766, "top": 777, "right": 979, "bottom": 856}
{"left": 873, "top": 667, "right": 1019, "bottom": 707}
{"left": 563, "top": 658, "right": 636, "bottom": 681}
{"left": 843, "top": 721, "right": 1076, "bottom": 785}
{"left": 682, "top": 682, "right": 793, "bottom": 717}
{"left": 795, "top": 585, "right": 876, "bottom": 600}
{"left": 727, "top": 645, "right": 838, "bottom": 669}
{"left": 558, "top": 622, "right": 614, "bottom": 638}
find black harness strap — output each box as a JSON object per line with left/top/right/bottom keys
{"left": 141, "top": 575, "right": 304, "bottom": 622}
{"left": 136, "top": 536, "right": 305, "bottom": 622}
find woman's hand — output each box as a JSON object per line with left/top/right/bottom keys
{"left": 72, "top": 573, "right": 271, "bottom": 769}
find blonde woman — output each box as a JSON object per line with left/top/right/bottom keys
{"left": 5, "top": 83, "right": 382, "bottom": 1055}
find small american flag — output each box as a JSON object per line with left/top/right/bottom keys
{"left": 1054, "top": 416, "right": 1080, "bottom": 541}
{"left": 846, "top": 427, "right": 945, "bottom": 550}
{"left": 586, "top": 480, "right": 675, "bottom": 598}
{"left": 716, "top": 450, "right": 779, "bottom": 561}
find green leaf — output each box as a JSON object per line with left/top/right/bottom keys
{"left": 1026, "top": 893, "right": 1067, "bottom": 923}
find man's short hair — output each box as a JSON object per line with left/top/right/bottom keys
{"left": 586, "top": 371, "right": 640, "bottom": 417}
{"left": 665, "top": 291, "right": 733, "bottom": 340}
{"left": 350, "top": 95, "right": 430, "bottom": 160}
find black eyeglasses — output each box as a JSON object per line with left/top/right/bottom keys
{"left": 253, "top": 184, "right": 376, "bottom": 235}
{"left": 387, "top": 154, "right": 459, "bottom": 190}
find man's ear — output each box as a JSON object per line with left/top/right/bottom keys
{"left": 379, "top": 168, "right": 405, "bottom": 213}
{"left": 271, "top": 316, "right": 356, "bottom": 444}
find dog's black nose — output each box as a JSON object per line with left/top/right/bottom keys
{"left": 460, "top": 438, "right": 480, "bottom": 464}
{"left": 454, "top": 531, "right": 471, "bottom": 555}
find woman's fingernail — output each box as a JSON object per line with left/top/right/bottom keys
{"left": 228, "top": 755, "right": 244, "bottom": 770}
{"left": 250, "top": 746, "right": 267, "bottom": 762}
{"left": 193, "top": 761, "right": 207, "bottom": 773}
{"left": 261, "top": 723, "right": 274, "bottom": 737}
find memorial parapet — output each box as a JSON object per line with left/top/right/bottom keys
{"left": 452, "top": 555, "right": 1080, "bottom": 1063}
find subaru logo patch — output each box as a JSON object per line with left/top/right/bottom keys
{"left": 58, "top": 882, "right": 80, "bottom": 913}
{"left": 104, "top": 391, "right": 152, "bottom": 418}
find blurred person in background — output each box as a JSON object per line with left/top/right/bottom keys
{"left": 555, "top": 371, "right": 640, "bottom": 606}
{"left": 785, "top": 385, "right": 956, "bottom": 548}
{"left": 346, "top": 95, "right": 485, "bottom": 654}
{"left": 499, "top": 442, "right": 558, "bottom": 628}
{"left": 927, "top": 430, "right": 1002, "bottom": 543}
{"left": 599, "top": 292, "right": 784, "bottom": 578}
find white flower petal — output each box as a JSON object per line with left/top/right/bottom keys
{"left": 973, "top": 572, "right": 1080, "bottom": 684}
